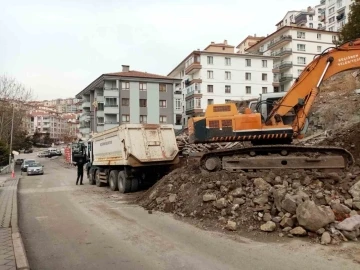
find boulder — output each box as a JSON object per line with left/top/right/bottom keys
{"left": 353, "top": 201, "right": 360, "bottom": 210}
{"left": 336, "top": 215, "right": 360, "bottom": 231}
{"left": 349, "top": 180, "right": 360, "bottom": 200}
{"left": 272, "top": 186, "right": 287, "bottom": 212}
{"left": 281, "top": 194, "right": 297, "bottom": 214}
{"left": 260, "top": 221, "right": 277, "bottom": 232}
{"left": 290, "top": 227, "right": 307, "bottom": 236}
{"left": 350, "top": 210, "right": 359, "bottom": 217}
{"left": 203, "top": 193, "right": 217, "bottom": 202}
{"left": 272, "top": 216, "right": 282, "bottom": 223}
{"left": 253, "top": 193, "right": 269, "bottom": 206}
{"left": 344, "top": 199, "right": 353, "bottom": 209}
{"left": 254, "top": 178, "right": 271, "bottom": 191}
{"left": 321, "top": 232, "right": 331, "bottom": 245}
{"left": 280, "top": 217, "right": 294, "bottom": 228}
{"left": 214, "top": 198, "right": 228, "bottom": 209}
{"left": 296, "top": 201, "right": 335, "bottom": 232}
{"left": 225, "top": 220, "right": 237, "bottom": 231}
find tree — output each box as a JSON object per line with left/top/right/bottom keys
{"left": 0, "top": 140, "right": 9, "bottom": 166}
{"left": 43, "top": 132, "right": 52, "bottom": 145}
{"left": 339, "top": 1, "right": 360, "bottom": 42}
{"left": 32, "top": 131, "right": 41, "bottom": 145}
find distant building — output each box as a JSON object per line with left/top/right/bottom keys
{"left": 167, "top": 40, "right": 275, "bottom": 126}
{"left": 75, "top": 65, "right": 181, "bottom": 139}
{"left": 323, "top": 0, "right": 355, "bottom": 32}
{"left": 236, "top": 35, "right": 265, "bottom": 54}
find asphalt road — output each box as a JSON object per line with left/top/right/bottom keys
{"left": 18, "top": 153, "right": 360, "bottom": 270}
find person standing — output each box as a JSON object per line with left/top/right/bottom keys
{"left": 74, "top": 158, "right": 85, "bottom": 185}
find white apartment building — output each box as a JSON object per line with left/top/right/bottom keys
{"left": 168, "top": 41, "right": 275, "bottom": 126}
{"left": 246, "top": 26, "right": 338, "bottom": 92}
{"left": 323, "top": 0, "right": 355, "bottom": 32}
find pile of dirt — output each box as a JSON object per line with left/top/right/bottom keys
{"left": 138, "top": 162, "right": 360, "bottom": 244}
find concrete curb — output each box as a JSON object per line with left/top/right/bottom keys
{"left": 11, "top": 176, "right": 30, "bottom": 270}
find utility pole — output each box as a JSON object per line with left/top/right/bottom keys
{"left": 8, "top": 105, "right": 15, "bottom": 167}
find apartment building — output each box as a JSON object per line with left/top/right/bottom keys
{"left": 75, "top": 65, "right": 181, "bottom": 139}
{"left": 236, "top": 35, "right": 265, "bottom": 54}
{"left": 323, "top": 0, "right": 355, "bottom": 31}
{"left": 168, "top": 40, "right": 275, "bottom": 126}
{"left": 246, "top": 26, "right": 338, "bottom": 92}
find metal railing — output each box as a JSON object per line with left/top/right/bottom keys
{"left": 279, "top": 74, "right": 293, "bottom": 82}
{"left": 268, "top": 35, "right": 292, "bottom": 49}
{"left": 271, "top": 48, "right": 292, "bottom": 57}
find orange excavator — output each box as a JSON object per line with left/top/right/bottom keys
{"left": 188, "top": 39, "right": 360, "bottom": 171}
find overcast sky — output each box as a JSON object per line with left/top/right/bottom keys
{"left": 0, "top": 0, "right": 315, "bottom": 100}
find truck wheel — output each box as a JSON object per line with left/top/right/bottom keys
{"left": 95, "top": 170, "right": 104, "bottom": 187}
{"left": 109, "top": 170, "right": 119, "bottom": 191}
{"left": 88, "top": 169, "right": 95, "bottom": 185}
{"left": 131, "top": 178, "right": 139, "bottom": 192}
{"left": 118, "top": 171, "right": 131, "bottom": 193}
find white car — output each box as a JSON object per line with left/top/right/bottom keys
{"left": 37, "top": 152, "right": 47, "bottom": 158}
{"left": 27, "top": 162, "right": 44, "bottom": 176}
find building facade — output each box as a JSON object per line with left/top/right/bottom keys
{"left": 236, "top": 35, "right": 265, "bottom": 54}
{"left": 246, "top": 26, "right": 338, "bottom": 92}
{"left": 323, "top": 0, "right": 355, "bottom": 31}
{"left": 168, "top": 41, "right": 275, "bottom": 126}
{"left": 75, "top": 65, "right": 181, "bottom": 139}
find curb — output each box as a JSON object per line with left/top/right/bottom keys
{"left": 11, "top": 176, "right": 30, "bottom": 270}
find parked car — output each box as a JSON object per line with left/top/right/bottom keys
{"left": 37, "top": 152, "right": 47, "bottom": 158}
{"left": 24, "top": 149, "right": 33, "bottom": 153}
{"left": 45, "top": 149, "right": 62, "bottom": 158}
{"left": 21, "top": 159, "right": 36, "bottom": 172}
{"left": 15, "top": 158, "right": 24, "bottom": 165}
{"left": 27, "top": 162, "right": 44, "bottom": 176}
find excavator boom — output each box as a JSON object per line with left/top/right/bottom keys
{"left": 188, "top": 39, "right": 360, "bottom": 171}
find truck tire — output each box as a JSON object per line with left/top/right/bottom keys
{"left": 95, "top": 170, "right": 104, "bottom": 187}
{"left": 88, "top": 169, "right": 95, "bottom": 185}
{"left": 131, "top": 178, "right": 139, "bottom": 192}
{"left": 109, "top": 170, "right": 119, "bottom": 191}
{"left": 118, "top": 171, "right": 131, "bottom": 193}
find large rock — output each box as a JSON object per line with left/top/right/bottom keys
{"left": 336, "top": 215, "right": 360, "bottom": 231}
{"left": 290, "top": 227, "right": 307, "bottom": 236}
{"left": 296, "top": 201, "right": 335, "bottom": 232}
{"left": 225, "top": 220, "right": 237, "bottom": 231}
{"left": 280, "top": 217, "right": 294, "bottom": 228}
{"left": 253, "top": 193, "right": 269, "bottom": 206}
{"left": 254, "top": 178, "right": 271, "bottom": 191}
{"left": 214, "top": 198, "right": 228, "bottom": 209}
{"left": 349, "top": 180, "right": 360, "bottom": 200}
{"left": 281, "top": 194, "right": 297, "bottom": 214}
{"left": 331, "top": 200, "right": 351, "bottom": 220}
{"left": 260, "top": 221, "right": 277, "bottom": 232}
{"left": 272, "top": 186, "right": 287, "bottom": 212}
{"left": 203, "top": 193, "right": 216, "bottom": 202}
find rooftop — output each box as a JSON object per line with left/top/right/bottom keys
{"left": 105, "top": 70, "right": 172, "bottom": 80}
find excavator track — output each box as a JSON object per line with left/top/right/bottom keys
{"left": 200, "top": 145, "right": 354, "bottom": 172}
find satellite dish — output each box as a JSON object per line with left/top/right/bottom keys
{"left": 12, "top": 151, "right": 19, "bottom": 156}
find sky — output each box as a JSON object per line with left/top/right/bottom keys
{"left": 0, "top": 0, "right": 314, "bottom": 100}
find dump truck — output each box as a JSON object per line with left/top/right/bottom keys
{"left": 83, "top": 124, "right": 179, "bottom": 193}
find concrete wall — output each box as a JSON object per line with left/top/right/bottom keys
{"left": 147, "top": 83, "right": 160, "bottom": 124}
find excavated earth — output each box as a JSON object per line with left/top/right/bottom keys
{"left": 137, "top": 71, "right": 360, "bottom": 245}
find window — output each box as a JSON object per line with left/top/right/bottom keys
{"left": 175, "top": 99, "right": 181, "bottom": 110}
{"left": 245, "top": 72, "right": 251, "bottom": 80}
{"left": 262, "top": 87, "right": 268, "bottom": 94}
{"left": 280, "top": 85, "right": 285, "bottom": 92}
{"left": 329, "top": 7, "right": 335, "bottom": 15}
{"left": 159, "top": 116, "right": 167, "bottom": 123}
{"left": 140, "top": 115, "right": 147, "bottom": 123}
{"left": 122, "top": 98, "right": 129, "bottom": 106}
{"left": 225, "top": 85, "right": 231, "bottom": 93}
{"left": 225, "top": 71, "right": 231, "bottom": 80}
{"left": 309, "top": 23, "right": 313, "bottom": 28}
{"left": 225, "top": 57, "right": 231, "bottom": 66}
{"left": 262, "top": 60, "right": 268, "bottom": 68}
{"left": 122, "top": 114, "right": 130, "bottom": 123}
{"left": 207, "top": 99, "right": 214, "bottom": 105}
{"left": 207, "top": 56, "right": 213, "bottom": 65}
{"left": 297, "top": 57, "right": 306, "bottom": 65}
{"left": 207, "top": 85, "right": 214, "bottom": 93}
{"left": 159, "top": 84, "right": 166, "bottom": 92}
{"left": 297, "top": 31, "right": 305, "bottom": 39}
{"left": 195, "top": 98, "right": 201, "bottom": 108}
{"left": 139, "top": 99, "right": 147, "bottom": 107}
{"left": 121, "top": 82, "right": 129, "bottom": 90}
{"left": 207, "top": 70, "right": 214, "bottom": 79}
{"left": 317, "top": 46, "right": 322, "bottom": 52}
{"left": 245, "top": 59, "right": 251, "bottom": 67}
{"left": 225, "top": 99, "right": 231, "bottom": 103}
{"left": 262, "top": 73, "right": 268, "bottom": 81}
{"left": 97, "top": 117, "right": 104, "bottom": 124}
{"left": 329, "top": 16, "right": 335, "bottom": 23}
{"left": 139, "top": 83, "right": 147, "bottom": 91}
{"left": 317, "top": 33, "right": 321, "bottom": 40}
{"left": 297, "top": 44, "right": 306, "bottom": 51}
{"left": 246, "top": 86, "right": 251, "bottom": 94}
{"left": 105, "top": 98, "right": 117, "bottom": 107}
{"left": 159, "top": 100, "right": 167, "bottom": 108}
{"left": 309, "top": 15, "right": 313, "bottom": 21}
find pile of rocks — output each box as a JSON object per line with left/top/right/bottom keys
{"left": 138, "top": 164, "right": 360, "bottom": 244}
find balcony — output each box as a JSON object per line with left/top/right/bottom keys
{"left": 272, "top": 77, "right": 280, "bottom": 87}
{"left": 185, "top": 62, "right": 202, "bottom": 75}
{"left": 271, "top": 48, "right": 292, "bottom": 57}
{"left": 279, "top": 74, "right": 293, "bottom": 83}
{"left": 268, "top": 35, "right": 292, "bottom": 50}
{"left": 82, "top": 101, "right": 90, "bottom": 109}
{"left": 337, "top": 6, "right": 346, "bottom": 13}
{"left": 104, "top": 105, "right": 119, "bottom": 114}
{"left": 273, "top": 61, "right": 293, "bottom": 72}
{"left": 104, "top": 88, "right": 119, "bottom": 97}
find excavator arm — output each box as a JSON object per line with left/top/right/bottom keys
{"left": 267, "top": 39, "right": 360, "bottom": 137}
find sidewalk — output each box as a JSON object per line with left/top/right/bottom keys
{"left": 0, "top": 176, "right": 29, "bottom": 270}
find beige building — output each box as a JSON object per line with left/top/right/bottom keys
{"left": 236, "top": 35, "right": 265, "bottom": 54}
